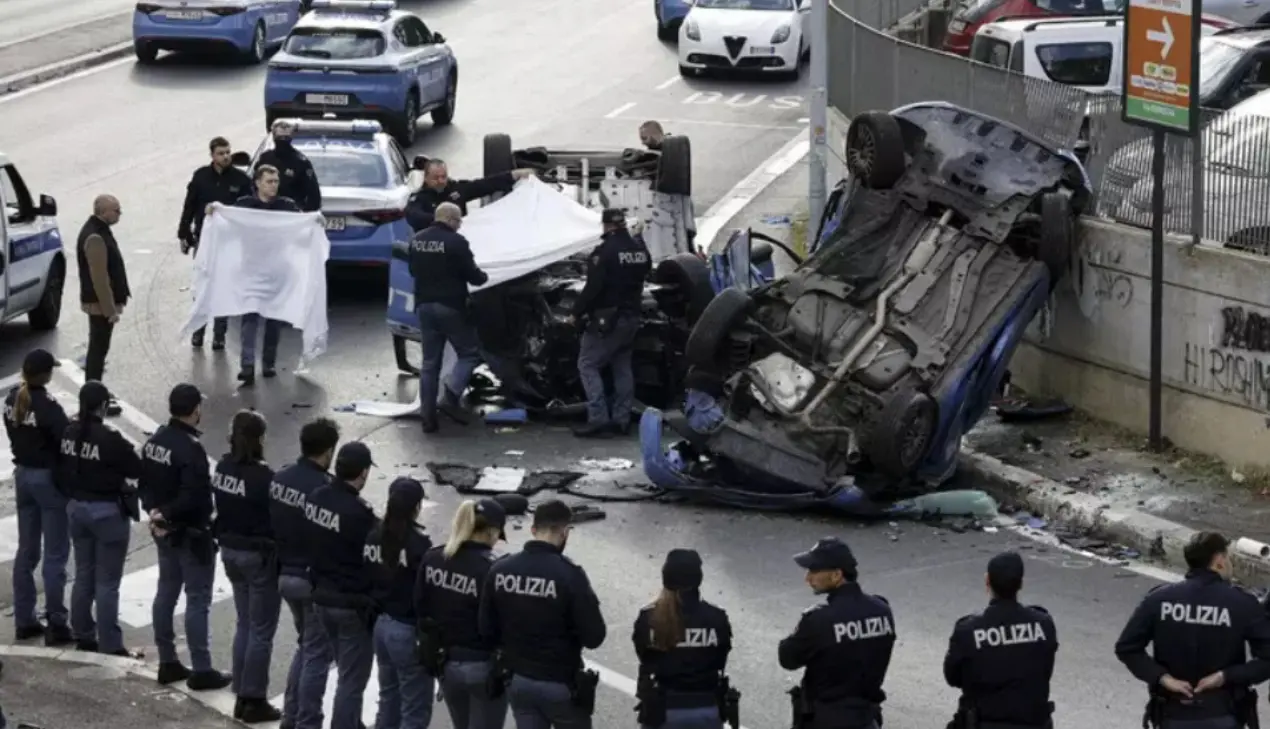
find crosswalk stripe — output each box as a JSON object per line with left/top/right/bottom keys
{"left": 116, "top": 558, "right": 235, "bottom": 628}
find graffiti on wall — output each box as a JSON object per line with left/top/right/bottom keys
{"left": 1220, "top": 306, "right": 1270, "bottom": 352}
{"left": 1070, "top": 239, "right": 1134, "bottom": 319}
{"left": 1181, "top": 306, "right": 1270, "bottom": 411}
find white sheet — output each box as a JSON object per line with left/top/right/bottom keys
{"left": 178, "top": 204, "right": 331, "bottom": 368}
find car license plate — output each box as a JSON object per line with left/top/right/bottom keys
{"left": 948, "top": 20, "right": 966, "bottom": 33}
{"left": 750, "top": 46, "right": 776, "bottom": 55}
{"left": 164, "top": 10, "right": 204, "bottom": 20}
{"left": 324, "top": 216, "right": 346, "bottom": 232}
{"left": 306, "top": 93, "right": 349, "bottom": 106}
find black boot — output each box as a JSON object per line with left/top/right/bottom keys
{"left": 239, "top": 698, "right": 283, "bottom": 724}
{"left": 572, "top": 421, "right": 612, "bottom": 439}
{"left": 421, "top": 414, "right": 439, "bottom": 433}
{"left": 262, "top": 364, "right": 277, "bottom": 378}
{"left": 233, "top": 698, "right": 244, "bottom": 720}
{"left": 15, "top": 623, "right": 44, "bottom": 641}
{"left": 211, "top": 336, "right": 225, "bottom": 351}
{"left": 74, "top": 639, "right": 99, "bottom": 652}
{"left": 238, "top": 366, "right": 256, "bottom": 386}
{"left": 191, "top": 330, "right": 204, "bottom": 348}
{"left": 157, "top": 661, "right": 191, "bottom": 685}
{"left": 187, "top": 669, "right": 232, "bottom": 691}
{"left": 438, "top": 388, "right": 473, "bottom": 425}
{"left": 44, "top": 624, "right": 73, "bottom": 647}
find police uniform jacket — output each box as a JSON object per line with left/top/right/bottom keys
{"left": 138, "top": 419, "right": 212, "bottom": 530}
{"left": 256, "top": 145, "right": 321, "bottom": 212}
{"left": 571, "top": 228, "right": 651, "bottom": 318}
{"left": 415, "top": 541, "right": 500, "bottom": 657}
{"left": 234, "top": 195, "right": 301, "bottom": 212}
{"left": 407, "top": 223, "right": 488, "bottom": 310}
{"left": 943, "top": 598, "right": 1058, "bottom": 726}
{"left": 58, "top": 415, "right": 143, "bottom": 502}
{"left": 478, "top": 540, "right": 608, "bottom": 682}
{"left": 4, "top": 385, "right": 70, "bottom": 469}
{"left": 1115, "top": 568, "right": 1270, "bottom": 692}
{"left": 212, "top": 454, "right": 275, "bottom": 549}
{"left": 404, "top": 173, "right": 514, "bottom": 231}
{"left": 778, "top": 582, "right": 896, "bottom": 705}
{"left": 305, "top": 478, "right": 377, "bottom": 603}
{"left": 632, "top": 589, "right": 733, "bottom": 696}
{"left": 269, "top": 457, "right": 333, "bottom": 575}
{"left": 179, "top": 164, "right": 252, "bottom": 244}
{"left": 365, "top": 526, "right": 431, "bottom": 623}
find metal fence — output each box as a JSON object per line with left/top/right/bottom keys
{"left": 825, "top": 0, "right": 1270, "bottom": 254}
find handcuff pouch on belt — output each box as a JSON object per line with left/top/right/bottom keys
{"left": 415, "top": 618, "right": 447, "bottom": 678}
{"left": 635, "top": 666, "right": 667, "bottom": 727}
{"left": 1238, "top": 687, "right": 1260, "bottom": 729}
{"left": 588, "top": 307, "right": 619, "bottom": 335}
{"left": 718, "top": 674, "right": 741, "bottom": 729}
{"left": 119, "top": 485, "right": 141, "bottom": 522}
{"left": 788, "top": 685, "right": 812, "bottom": 729}
{"left": 571, "top": 667, "right": 600, "bottom": 715}
{"left": 485, "top": 651, "right": 511, "bottom": 699}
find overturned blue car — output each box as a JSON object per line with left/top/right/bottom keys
{"left": 640, "top": 102, "right": 1092, "bottom": 512}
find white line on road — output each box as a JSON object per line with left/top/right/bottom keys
{"left": 0, "top": 52, "right": 133, "bottom": 105}
{"left": 610, "top": 116, "right": 802, "bottom": 132}
{"left": 604, "top": 101, "right": 637, "bottom": 119}
{"left": 654, "top": 75, "right": 681, "bottom": 91}
{"left": 695, "top": 129, "right": 809, "bottom": 249}
{"left": 116, "top": 558, "right": 235, "bottom": 628}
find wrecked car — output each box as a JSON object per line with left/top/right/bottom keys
{"left": 640, "top": 102, "right": 1091, "bottom": 510}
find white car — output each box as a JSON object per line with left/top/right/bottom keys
{"left": 678, "top": 0, "right": 809, "bottom": 79}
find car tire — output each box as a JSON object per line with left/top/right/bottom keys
{"left": 845, "top": 111, "right": 907, "bottom": 190}
{"left": 431, "top": 73, "right": 457, "bottom": 126}
{"left": 685, "top": 287, "right": 751, "bottom": 369}
{"left": 393, "top": 92, "right": 419, "bottom": 147}
{"left": 484, "top": 133, "right": 515, "bottom": 179}
{"left": 864, "top": 389, "right": 937, "bottom": 480}
{"left": 678, "top": 64, "right": 695, "bottom": 77}
{"left": 244, "top": 22, "right": 266, "bottom": 64}
{"left": 1037, "top": 192, "right": 1074, "bottom": 285}
{"left": 134, "top": 41, "right": 158, "bottom": 64}
{"left": 27, "top": 257, "right": 64, "bottom": 331}
{"left": 655, "top": 135, "right": 692, "bottom": 196}
{"left": 652, "top": 253, "right": 715, "bottom": 324}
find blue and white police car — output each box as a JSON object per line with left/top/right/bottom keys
{"left": 0, "top": 153, "right": 65, "bottom": 332}
{"left": 244, "top": 118, "right": 413, "bottom": 266}
{"left": 132, "top": 0, "right": 304, "bottom": 64}
{"left": 264, "top": 0, "right": 458, "bottom": 146}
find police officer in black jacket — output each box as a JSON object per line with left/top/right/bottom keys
{"left": 270, "top": 417, "right": 340, "bottom": 729}
{"left": 569, "top": 208, "right": 652, "bottom": 439}
{"left": 60, "top": 380, "right": 144, "bottom": 657}
{"left": 778, "top": 538, "right": 895, "bottom": 729}
{"left": 179, "top": 136, "right": 252, "bottom": 349}
{"left": 479, "top": 499, "right": 607, "bottom": 729}
{"left": 4, "top": 349, "right": 72, "bottom": 645}
{"left": 403, "top": 159, "right": 531, "bottom": 232}
{"left": 256, "top": 120, "right": 321, "bottom": 212}
{"left": 1116, "top": 531, "right": 1270, "bottom": 729}
{"left": 944, "top": 552, "right": 1058, "bottom": 729}
{"left": 633, "top": 549, "right": 734, "bottom": 729}
{"left": 416, "top": 498, "right": 510, "bottom": 729}
{"left": 213, "top": 409, "right": 282, "bottom": 724}
{"left": 306, "top": 441, "right": 378, "bottom": 729}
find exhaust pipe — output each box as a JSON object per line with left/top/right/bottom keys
{"left": 844, "top": 430, "right": 863, "bottom": 466}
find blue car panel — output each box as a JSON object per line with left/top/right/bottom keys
{"left": 133, "top": 0, "right": 301, "bottom": 55}
{"left": 657, "top": 0, "right": 693, "bottom": 27}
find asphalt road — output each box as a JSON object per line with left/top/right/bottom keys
{"left": 0, "top": 0, "right": 135, "bottom": 46}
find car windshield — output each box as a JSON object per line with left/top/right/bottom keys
{"left": 694, "top": 0, "right": 794, "bottom": 9}
{"left": 298, "top": 147, "right": 391, "bottom": 187}
{"left": 1199, "top": 38, "right": 1249, "bottom": 103}
{"left": 283, "top": 28, "right": 385, "bottom": 59}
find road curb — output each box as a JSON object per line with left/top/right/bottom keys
{"left": 960, "top": 446, "right": 1270, "bottom": 586}
{"left": 0, "top": 41, "right": 132, "bottom": 97}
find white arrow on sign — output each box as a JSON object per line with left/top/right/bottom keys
{"left": 1146, "top": 16, "right": 1174, "bottom": 60}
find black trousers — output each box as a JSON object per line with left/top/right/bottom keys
{"left": 193, "top": 317, "right": 228, "bottom": 341}
{"left": 85, "top": 314, "right": 115, "bottom": 383}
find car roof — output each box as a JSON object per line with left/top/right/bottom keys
{"left": 296, "top": 8, "right": 407, "bottom": 32}
{"left": 1227, "top": 87, "right": 1270, "bottom": 117}
{"left": 981, "top": 14, "right": 1121, "bottom": 35}
{"left": 1210, "top": 25, "right": 1270, "bottom": 47}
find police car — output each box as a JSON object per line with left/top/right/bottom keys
{"left": 243, "top": 118, "right": 413, "bottom": 266}
{"left": 132, "top": 0, "right": 304, "bottom": 64}
{"left": 264, "top": 0, "right": 459, "bottom": 146}
{"left": 0, "top": 153, "right": 65, "bottom": 331}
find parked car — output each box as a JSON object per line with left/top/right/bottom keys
{"left": 656, "top": 0, "right": 694, "bottom": 40}
{"left": 132, "top": 0, "right": 304, "bottom": 64}
{"left": 677, "top": 0, "right": 810, "bottom": 79}
{"left": 640, "top": 102, "right": 1092, "bottom": 511}
{"left": 0, "top": 152, "right": 65, "bottom": 332}
{"left": 944, "top": 0, "right": 1125, "bottom": 56}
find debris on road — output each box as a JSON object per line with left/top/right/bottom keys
{"left": 426, "top": 462, "right": 584, "bottom": 496}
{"left": 578, "top": 458, "right": 634, "bottom": 471}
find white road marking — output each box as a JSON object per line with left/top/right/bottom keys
{"left": 116, "top": 558, "right": 235, "bottom": 628}
{"left": 610, "top": 116, "right": 801, "bottom": 132}
{"left": 695, "top": 129, "right": 809, "bottom": 247}
{"left": 0, "top": 53, "right": 133, "bottom": 105}
{"left": 654, "top": 75, "right": 681, "bottom": 91}
{"left": 604, "top": 101, "right": 637, "bottom": 119}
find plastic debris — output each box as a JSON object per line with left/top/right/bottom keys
{"left": 505, "top": 450, "right": 525, "bottom": 457}
{"left": 478, "top": 467, "right": 526, "bottom": 493}
{"left": 1026, "top": 517, "right": 1047, "bottom": 529}
{"left": 332, "top": 403, "right": 355, "bottom": 413}
{"left": 486, "top": 408, "right": 528, "bottom": 425}
{"left": 578, "top": 458, "right": 634, "bottom": 471}
{"left": 890, "top": 489, "right": 1000, "bottom": 519}
{"left": 760, "top": 214, "right": 792, "bottom": 226}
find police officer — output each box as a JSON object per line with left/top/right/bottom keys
{"left": 405, "top": 201, "right": 486, "bottom": 433}
{"left": 943, "top": 552, "right": 1058, "bottom": 729}
{"left": 403, "top": 158, "right": 532, "bottom": 232}
{"left": 365, "top": 478, "right": 433, "bottom": 729}
{"left": 179, "top": 136, "right": 252, "bottom": 349}
{"left": 59, "top": 380, "right": 144, "bottom": 657}
{"left": 632, "top": 549, "right": 734, "bottom": 729}
{"left": 213, "top": 409, "right": 283, "bottom": 723}
{"left": 270, "top": 417, "right": 340, "bottom": 729}
{"left": 256, "top": 119, "right": 321, "bottom": 212}
{"left": 416, "top": 498, "right": 510, "bottom": 729}
{"left": 1116, "top": 531, "right": 1270, "bottom": 729}
{"left": 4, "top": 349, "right": 71, "bottom": 645}
{"left": 778, "top": 538, "right": 895, "bottom": 729}
{"left": 568, "top": 208, "right": 651, "bottom": 438}
{"left": 306, "top": 442, "right": 378, "bottom": 729}
{"left": 139, "top": 383, "right": 230, "bottom": 690}
{"left": 478, "top": 498, "right": 607, "bottom": 729}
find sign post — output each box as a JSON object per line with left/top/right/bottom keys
{"left": 1122, "top": 0, "right": 1200, "bottom": 452}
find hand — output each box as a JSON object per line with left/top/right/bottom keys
{"left": 1195, "top": 671, "right": 1226, "bottom": 693}
{"left": 205, "top": 203, "right": 215, "bottom": 215}
{"left": 179, "top": 238, "right": 192, "bottom": 255}
{"left": 1159, "top": 674, "right": 1194, "bottom": 697}
{"left": 108, "top": 313, "right": 120, "bottom": 324}
{"left": 512, "top": 168, "right": 536, "bottom": 181}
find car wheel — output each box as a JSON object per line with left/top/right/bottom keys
{"left": 244, "top": 22, "right": 266, "bottom": 64}
{"left": 484, "top": 133, "right": 515, "bottom": 179}
{"left": 658, "top": 22, "right": 676, "bottom": 41}
{"left": 678, "top": 64, "right": 695, "bottom": 77}
{"left": 431, "top": 74, "right": 457, "bottom": 126}
{"left": 655, "top": 135, "right": 692, "bottom": 196}
{"left": 685, "top": 287, "right": 751, "bottom": 369}
{"left": 394, "top": 92, "right": 419, "bottom": 146}
{"left": 845, "top": 111, "right": 907, "bottom": 189}
{"left": 864, "top": 390, "right": 937, "bottom": 480}
{"left": 652, "top": 253, "right": 715, "bottom": 324}
{"left": 134, "top": 41, "right": 158, "bottom": 64}
{"left": 1037, "top": 192, "right": 1074, "bottom": 286}
{"left": 27, "top": 258, "right": 64, "bottom": 331}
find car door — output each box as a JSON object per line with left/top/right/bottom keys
{"left": 389, "top": 19, "right": 428, "bottom": 105}
{"left": 402, "top": 16, "right": 445, "bottom": 105}
{"left": 1, "top": 164, "right": 45, "bottom": 314}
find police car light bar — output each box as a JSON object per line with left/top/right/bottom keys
{"left": 291, "top": 118, "right": 383, "bottom": 136}
{"left": 308, "top": 0, "right": 395, "bottom": 11}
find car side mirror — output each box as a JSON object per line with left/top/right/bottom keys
{"left": 412, "top": 155, "right": 429, "bottom": 170}
{"left": 432, "top": 32, "right": 446, "bottom": 43}
{"left": 231, "top": 151, "right": 252, "bottom": 167}
{"left": 37, "top": 194, "right": 56, "bottom": 217}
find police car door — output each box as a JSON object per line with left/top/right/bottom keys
{"left": 0, "top": 179, "right": 9, "bottom": 322}
{"left": 402, "top": 16, "right": 444, "bottom": 105}
{"left": 262, "top": 0, "right": 302, "bottom": 43}
{"left": 0, "top": 164, "right": 51, "bottom": 315}
{"left": 390, "top": 18, "right": 428, "bottom": 106}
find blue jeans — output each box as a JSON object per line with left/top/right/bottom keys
{"left": 372, "top": 615, "right": 435, "bottom": 729}
{"left": 442, "top": 659, "right": 508, "bottom": 729}
{"left": 223, "top": 548, "right": 281, "bottom": 698}
{"left": 152, "top": 536, "right": 215, "bottom": 671}
{"left": 68, "top": 499, "right": 131, "bottom": 652}
{"left": 641, "top": 706, "right": 723, "bottom": 729}
{"left": 13, "top": 466, "right": 69, "bottom": 630}
{"left": 508, "top": 674, "right": 591, "bottom": 729}
{"left": 577, "top": 314, "right": 640, "bottom": 426}
{"left": 280, "top": 574, "right": 331, "bottom": 729}
{"left": 316, "top": 605, "right": 375, "bottom": 729}
{"left": 240, "top": 314, "right": 283, "bottom": 368}
{"left": 417, "top": 302, "right": 481, "bottom": 420}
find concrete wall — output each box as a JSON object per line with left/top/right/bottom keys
{"left": 1013, "top": 220, "right": 1270, "bottom": 468}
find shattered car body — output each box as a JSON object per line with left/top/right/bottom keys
{"left": 641, "top": 102, "right": 1091, "bottom": 510}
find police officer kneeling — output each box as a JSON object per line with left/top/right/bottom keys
{"left": 478, "top": 499, "right": 607, "bottom": 729}
{"left": 779, "top": 538, "right": 895, "bottom": 729}
{"left": 943, "top": 552, "right": 1058, "bottom": 729}
{"left": 569, "top": 208, "right": 651, "bottom": 439}
{"left": 1116, "top": 531, "right": 1270, "bottom": 729}
{"left": 306, "top": 442, "right": 379, "bottom": 729}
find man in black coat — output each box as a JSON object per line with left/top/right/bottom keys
{"left": 404, "top": 159, "right": 534, "bottom": 232}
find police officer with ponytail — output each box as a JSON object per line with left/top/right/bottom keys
{"left": 59, "top": 380, "right": 143, "bottom": 657}
{"left": 415, "top": 498, "right": 510, "bottom": 729}
{"left": 5, "top": 349, "right": 71, "bottom": 645}
{"left": 633, "top": 549, "right": 735, "bottom": 729}
{"left": 365, "top": 478, "right": 434, "bottom": 729}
